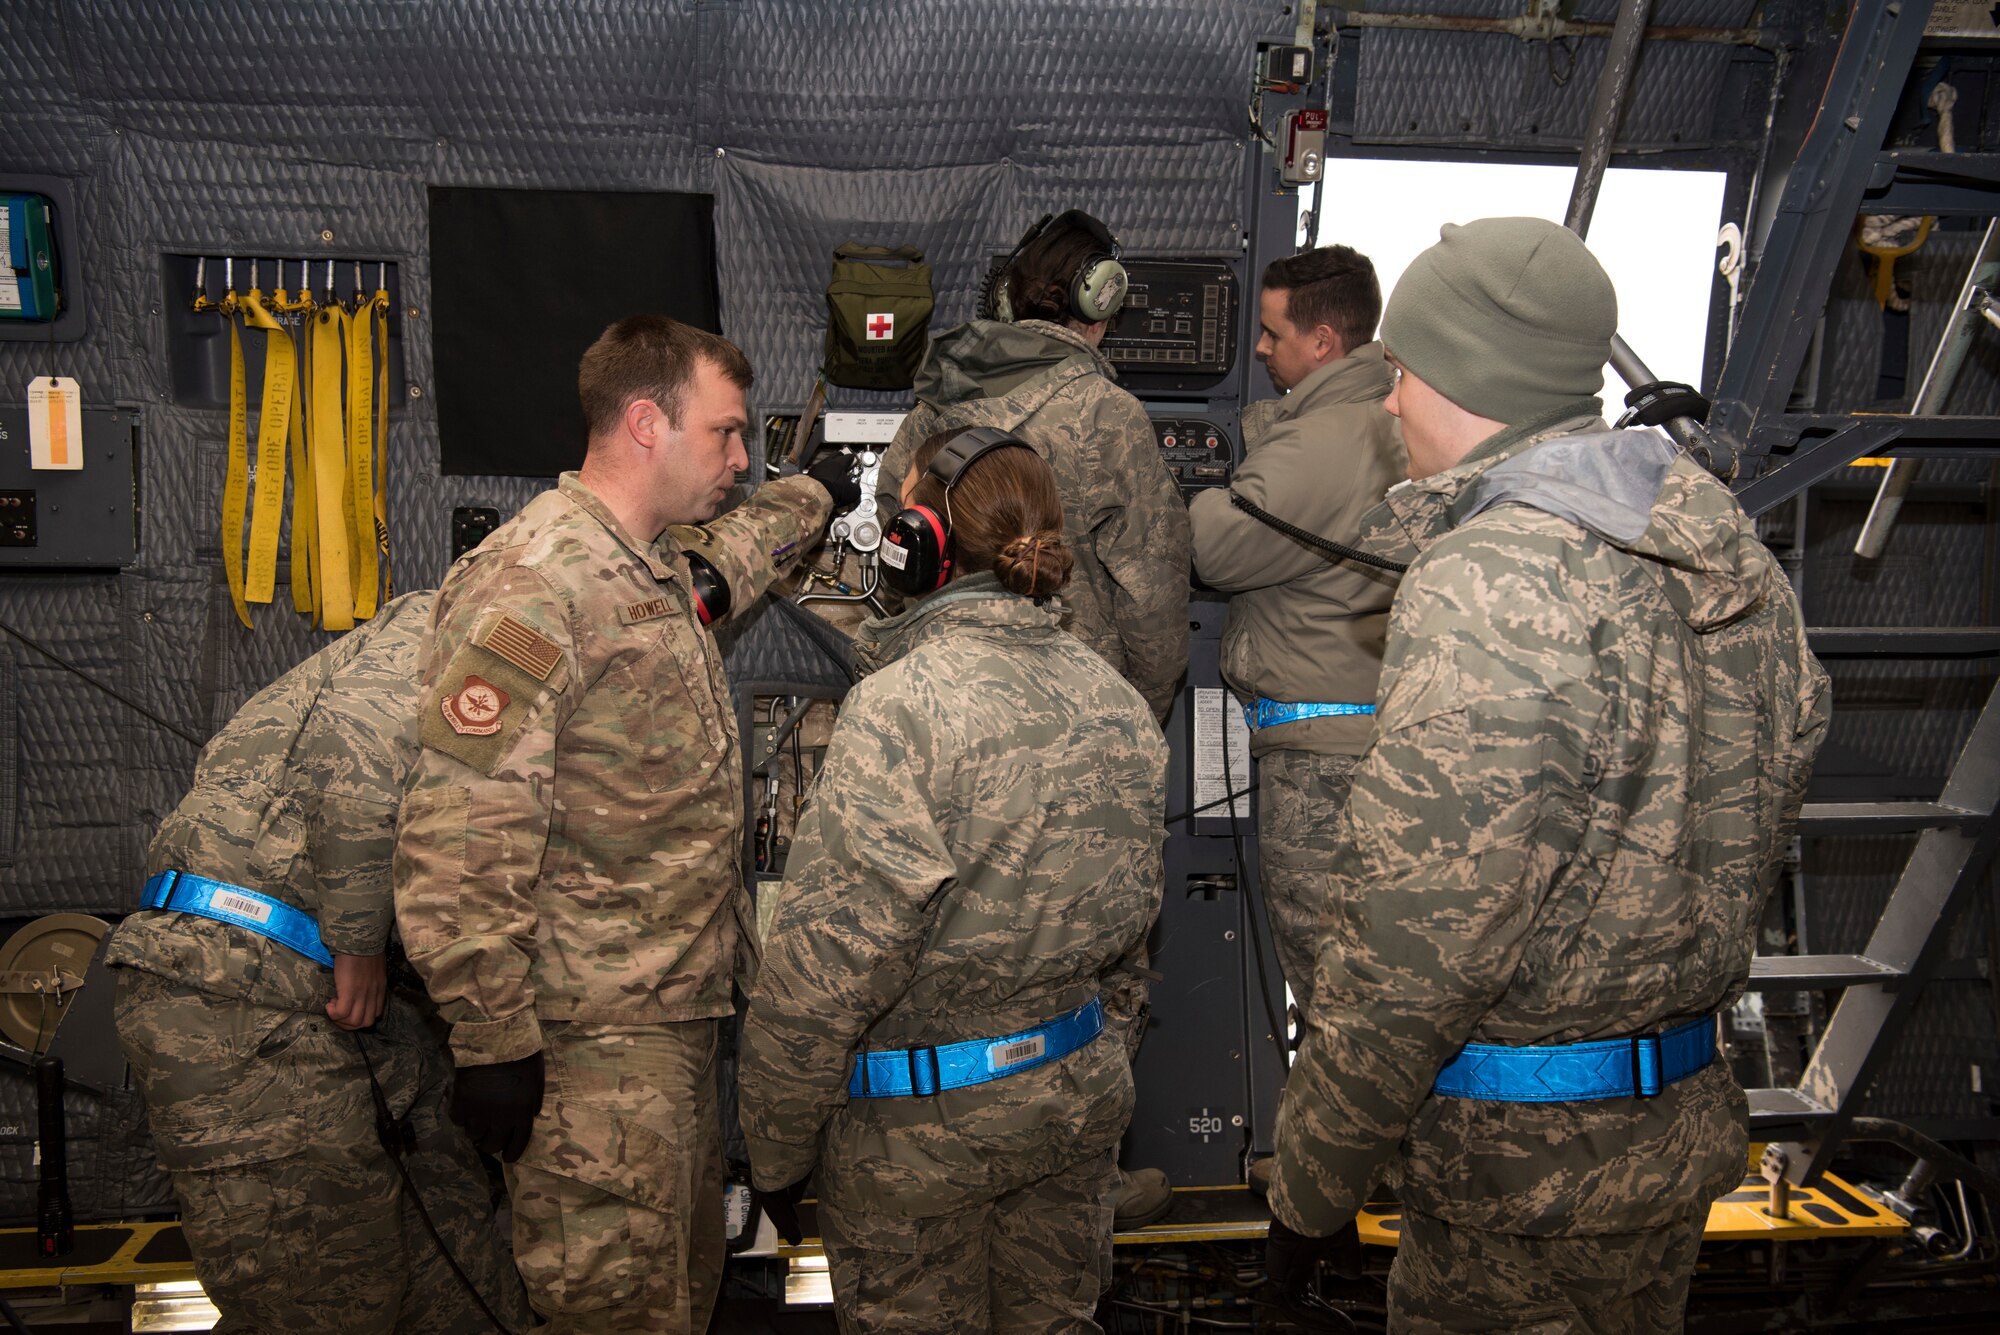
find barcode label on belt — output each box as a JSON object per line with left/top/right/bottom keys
{"left": 990, "top": 1034, "right": 1047, "bottom": 1071}
{"left": 210, "top": 890, "right": 273, "bottom": 925}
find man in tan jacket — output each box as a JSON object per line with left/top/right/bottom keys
{"left": 1189, "top": 244, "right": 1406, "bottom": 1027}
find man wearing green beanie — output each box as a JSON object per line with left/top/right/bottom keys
{"left": 1264, "top": 217, "right": 1831, "bottom": 1332}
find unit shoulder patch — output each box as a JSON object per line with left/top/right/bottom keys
{"left": 441, "top": 674, "right": 510, "bottom": 736}
{"left": 419, "top": 641, "right": 560, "bottom": 776}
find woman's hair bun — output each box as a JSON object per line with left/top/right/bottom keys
{"left": 993, "top": 529, "right": 1074, "bottom": 598}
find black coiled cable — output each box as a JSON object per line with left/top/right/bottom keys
{"left": 1228, "top": 493, "right": 1410, "bottom": 575}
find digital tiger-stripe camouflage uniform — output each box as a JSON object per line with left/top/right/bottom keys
{"left": 877, "top": 317, "right": 1192, "bottom": 721}
{"left": 1269, "top": 219, "right": 1831, "bottom": 1333}
{"left": 106, "top": 590, "right": 533, "bottom": 1335}
{"left": 739, "top": 571, "right": 1168, "bottom": 1334}
{"left": 395, "top": 470, "right": 830, "bottom": 1333}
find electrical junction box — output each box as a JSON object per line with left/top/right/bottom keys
{"left": 1281, "top": 109, "right": 1328, "bottom": 186}
{"left": 0, "top": 404, "right": 138, "bottom": 569}
{"left": 1259, "top": 44, "right": 1314, "bottom": 88}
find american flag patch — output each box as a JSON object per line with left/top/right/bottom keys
{"left": 479, "top": 615, "right": 561, "bottom": 681}
{"left": 989, "top": 1033, "right": 1047, "bottom": 1071}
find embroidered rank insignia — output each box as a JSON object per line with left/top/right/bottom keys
{"left": 620, "top": 597, "right": 674, "bottom": 624}
{"left": 479, "top": 615, "right": 562, "bottom": 681}
{"left": 441, "top": 674, "right": 510, "bottom": 736}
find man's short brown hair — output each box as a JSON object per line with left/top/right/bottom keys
{"left": 577, "top": 315, "right": 753, "bottom": 438}
{"left": 1262, "top": 245, "right": 1381, "bottom": 352}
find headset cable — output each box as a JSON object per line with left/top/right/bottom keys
{"left": 351, "top": 1030, "right": 532, "bottom": 1335}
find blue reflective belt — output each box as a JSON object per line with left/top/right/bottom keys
{"left": 1431, "top": 1015, "right": 1718, "bottom": 1102}
{"left": 848, "top": 997, "right": 1105, "bottom": 1099}
{"left": 1242, "top": 698, "right": 1376, "bottom": 732}
{"left": 139, "top": 870, "right": 334, "bottom": 969}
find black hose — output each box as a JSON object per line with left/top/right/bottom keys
{"left": 1220, "top": 715, "right": 1293, "bottom": 1069}
{"left": 351, "top": 1032, "right": 532, "bottom": 1333}
{"left": 0, "top": 1296, "right": 31, "bottom": 1335}
{"left": 1164, "top": 782, "right": 1260, "bottom": 827}
{"left": 1228, "top": 494, "right": 1409, "bottom": 574}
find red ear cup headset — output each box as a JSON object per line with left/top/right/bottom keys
{"left": 878, "top": 427, "right": 1026, "bottom": 597}
{"left": 684, "top": 550, "right": 727, "bottom": 626}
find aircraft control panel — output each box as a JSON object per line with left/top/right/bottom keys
{"left": 1151, "top": 414, "right": 1235, "bottom": 498}
{"left": 1101, "top": 259, "right": 1239, "bottom": 393}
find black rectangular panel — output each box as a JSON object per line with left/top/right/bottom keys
{"left": 429, "top": 187, "right": 721, "bottom": 478}
{"left": 0, "top": 406, "right": 137, "bottom": 568}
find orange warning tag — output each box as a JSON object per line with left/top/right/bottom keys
{"left": 27, "top": 376, "right": 82, "bottom": 471}
{"left": 441, "top": 674, "right": 510, "bottom": 736}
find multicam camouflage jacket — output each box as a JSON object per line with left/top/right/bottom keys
{"left": 108, "top": 591, "right": 437, "bottom": 1012}
{"left": 738, "top": 573, "right": 1167, "bottom": 1216}
{"left": 395, "top": 472, "right": 829, "bottom": 1067}
{"left": 1271, "top": 407, "right": 1831, "bottom": 1239}
{"left": 877, "top": 319, "right": 1192, "bottom": 721}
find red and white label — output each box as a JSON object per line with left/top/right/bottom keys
{"left": 442, "top": 674, "right": 510, "bottom": 736}
{"left": 866, "top": 312, "right": 894, "bottom": 341}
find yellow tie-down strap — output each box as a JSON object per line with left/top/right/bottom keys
{"left": 207, "top": 267, "right": 393, "bottom": 632}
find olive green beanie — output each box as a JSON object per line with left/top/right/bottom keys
{"left": 1380, "top": 217, "right": 1618, "bottom": 426}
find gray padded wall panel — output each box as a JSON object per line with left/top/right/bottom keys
{"left": 1354, "top": 30, "right": 1738, "bottom": 148}
{"left": 0, "top": 0, "right": 1296, "bottom": 912}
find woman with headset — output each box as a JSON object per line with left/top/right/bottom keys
{"left": 876, "top": 209, "right": 1192, "bottom": 727}
{"left": 740, "top": 427, "right": 1168, "bottom": 1333}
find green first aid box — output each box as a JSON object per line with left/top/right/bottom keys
{"left": 0, "top": 194, "right": 60, "bottom": 322}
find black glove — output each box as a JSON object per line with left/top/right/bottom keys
{"left": 806, "top": 452, "right": 863, "bottom": 512}
{"left": 1266, "top": 1216, "right": 1365, "bottom": 1295}
{"left": 752, "top": 1177, "right": 809, "bottom": 1246}
{"left": 450, "top": 1052, "right": 545, "bottom": 1163}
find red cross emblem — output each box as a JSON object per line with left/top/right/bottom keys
{"left": 866, "top": 312, "right": 894, "bottom": 341}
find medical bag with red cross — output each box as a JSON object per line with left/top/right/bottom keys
{"left": 823, "top": 241, "right": 934, "bottom": 390}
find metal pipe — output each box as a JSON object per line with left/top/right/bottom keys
{"left": 1561, "top": 7, "right": 1735, "bottom": 477}
{"left": 1339, "top": 10, "right": 1773, "bottom": 50}
{"left": 1847, "top": 1117, "right": 2000, "bottom": 1206}
{"left": 1566, "top": 0, "right": 1657, "bottom": 237}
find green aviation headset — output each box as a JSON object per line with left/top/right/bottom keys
{"left": 981, "top": 209, "right": 1130, "bottom": 326}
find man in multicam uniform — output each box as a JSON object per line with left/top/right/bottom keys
{"left": 875, "top": 207, "right": 1190, "bottom": 1228}
{"left": 108, "top": 590, "right": 532, "bottom": 1335}
{"left": 1266, "top": 219, "right": 1831, "bottom": 1332}
{"left": 741, "top": 432, "right": 1167, "bottom": 1333}
{"left": 394, "top": 314, "right": 834, "bottom": 1333}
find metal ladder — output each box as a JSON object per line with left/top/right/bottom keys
{"left": 1705, "top": 0, "right": 2000, "bottom": 1185}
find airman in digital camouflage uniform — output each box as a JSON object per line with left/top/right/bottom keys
{"left": 877, "top": 209, "right": 1191, "bottom": 722}
{"left": 741, "top": 435, "right": 1167, "bottom": 1333}
{"left": 1266, "top": 219, "right": 1831, "bottom": 1333}
{"left": 875, "top": 209, "right": 1190, "bottom": 1228}
{"left": 108, "top": 590, "right": 532, "bottom": 1335}
{"left": 394, "top": 315, "right": 833, "bottom": 1334}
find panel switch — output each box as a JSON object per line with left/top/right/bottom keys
{"left": 0, "top": 491, "right": 38, "bottom": 546}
